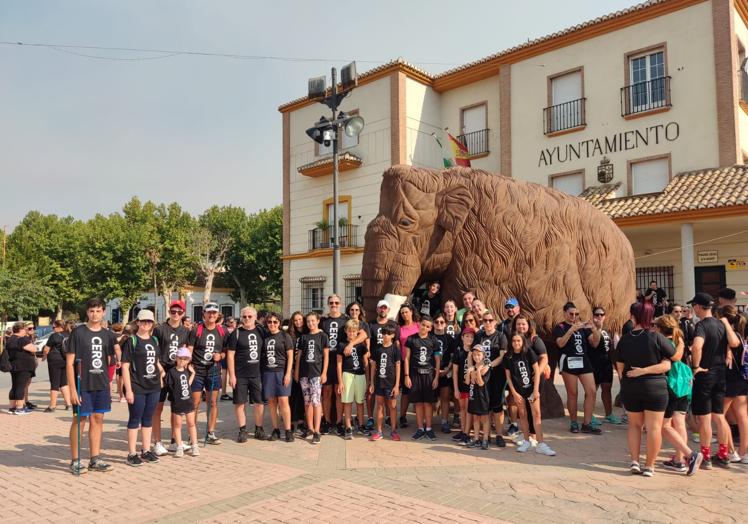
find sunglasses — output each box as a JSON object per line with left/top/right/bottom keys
{"left": 169, "top": 309, "right": 184, "bottom": 315}
{"left": 139, "top": 320, "right": 154, "bottom": 324}
{"left": 434, "top": 320, "right": 446, "bottom": 324}
{"left": 504, "top": 305, "right": 515, "bottom": 309}
{"left": 465, "top": 318, "right": 476, "bottom": 323}
{"left": 483, "top": 318, "right": 496, "bottom": 323}
{"left": 329, "top": 301, "right": 340, "bottom": 305}
{"left": 241, "top": 315, "right": 254, "bottom": 319}
{"left": 593, "top": 313, "right": 605, "bottom": 317}
{"left": 267, "top": 320, "right": 280, "bottom": 324}
{"left": 569, "top": 312, "right": 580, "bottom": 318}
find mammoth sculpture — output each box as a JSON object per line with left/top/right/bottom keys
{"left": 362, "top": 165, "right": 636, "bottom": 335}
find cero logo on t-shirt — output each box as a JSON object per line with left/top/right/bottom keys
{"left": 266, "top": 338, "right": 276, "bottom": 366}
{"left": 205, "top": 333, "right": 216, "bottom": 361}
{"left": 481, "top": 340, "right": 492, "bottom": 366}
{"left": 572, "top": 332, "right": 584, "bottom": 355}
{"left": 179, "top": 373, "right": 190, "bottom": 399}
{"left": 328, "top": 322, "right": 339, "bottom": 350}
{"left": 379, "top": 352, "right": 387, "bottom": 377}
{"left": 351, "top": 346, "right": 360, "bottom": 370}
{"left": 446, "top": 325, "right": 455, "bottom": 336}
{"left": 306, "top": 340, "right": 316, "bottom": 362}
{"left": 419, "top": 346, "right": 427, "bottom": 363}
{"left": 248, "top": 333, "right": 259, "bottom": 362}
{"left": 517, "top": 360, "right": 530, "bottom": 387}
{"left": 168, "top": 334, "right": 179, "bottom": 362}
{"left": 468, "top": 382, "right": 475, "bottom": 400}
{"left": 91, "top": 337, "right": 104, "bottom": 370}
{"left": 145, "top": 343, "right": 157, "bottom": 376}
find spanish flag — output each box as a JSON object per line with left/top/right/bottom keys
{"left": 433, "top": 132, "right": 471, "bottom": 168}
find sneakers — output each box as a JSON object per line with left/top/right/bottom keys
{"left": 268, "top": 428, "right": 281, "bottom": 442}
{"left": 581, "top": 423, "right": 602, "bottom": 435}
{"left": 369, "top": 431, "right": 383, "bottom": 441}
{"left": 742, "top": 453, "right": 748, "bottom": 464}
{"left": 69, "top": 460, "right": 88, "bottom": 475}
{"left": 168, "top": 441, "right": 186, "bottom": 453}
{"left": 570, "top": 421, "right": 580, "bottom": 433}
{"left": 220, "top": 394, "right": 232, "bottom": 401}
{"left": 298, "top": 428, "right": 309, "bottom": 440}
{"left": 321, "top": 420, "right": 330, "bottom": 434}
{"left": 495, "top": 435, "right": 506, "bottom": 448}
{"left": 390, "top": 431, "right": 401, "bottom": 441}
{"left": 127, "top": 453, "right": 143, "bottom": 467}
{"left": 441, "top": 421, "right": 451, "bottom": 434}
{"left": 285, "top": 430, "right": 295, "bottom": 443}
{"left": 365, "top": 417, "right": 375, "bottom": 430}
{"left": 336, "top": 423, "right": 345, "bottom": 437}
{"left": 507, "top": 423, "right": 519, "bottom": 436}
{"left": 452, "top": 431, "right": 465, "bottom": 442}
{"left": 399, "top": 415, "right": 408, "bottom": 429}
{"left": 411, "top": 428, "right": 426, "bottom": 440}
{"left": 630, "top": 462, "right": 642, "bottom": 474}
{"left": 662, "top": 459, "right": 687, "bottom": 472}
{"left": 466, "top": 438, "right": 478, "bottom": 448}
{"left": 254, "top": 427, "right": 265, "bottom": 440}
{"left": 589, "top": 416, "right": 602, "bottom": 427}
{"left": 312, "top": 432, "right": 321, "bottom": 444}
{"left": 641, "top": 467, "right": 654, "bottom": 478}
{"left": 516, "top": 440, "right": 533, "bottom": 453}
{"left": 729, "top": 450, "right": 742, "bottom": 463}
{"left": 458, "top": 434, "right": 469, "bottom": 446}
{"left": 480, "top": 439, "right": 489, "bottom": 450}
{"left": 88, "top": 458, "right": 113, "bottom": 472}
{"left": 344, "top": 427, "right": 354, "bottom": 440}
{"left": 701, "top": 458, "right": 713, "bottom": 470}
{"left": 25, "top": 401, "right": 37, "bottom": 410}
{"left": 355, "top": 424, "right": 370, "bottom": 437}
{"left": 152, "top": 441, "right": 168, "bottom": 456}
{"left": 690, "top": 432, "right": 701, "bottom": 443}
{"left": 714, "top": 455, "right": 731, "bottom": 469}
{"left": 535, "top": 442, "right": 556, "bottom": 456}
{"left": 206, "top": 432, "right": 222, "bottom": 445}
{"left": 43, "top": 407, "right": 54, "bottom": 413}
{"left": 687, "top": 451, "right": 703, "bottom": 476}
{"left": 425, "top": 428, "right": 437, "bottom": 441}
{"left": 141, "top": 450, "right": 160, "bottom": 463}
{"left": 604, "top": 414, "right": 623, "bottom": 425}
{"left": 238, "top": 428, "right": 249, "bottom": 443}
{"left": 175, "top": 446, "right": 184, "bottom": 457}
{"left": 190, "top": 444, "right": 200, "bottom": 457}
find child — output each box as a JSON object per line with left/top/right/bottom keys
{"left": 467, "top": 345, "right": 491, "bottom": 450}
{"left": 404, "top": 316, "right": 441, "bottom": 441}
{"left": 167, "top": 347, "right": 198, "bottom": 457}
{"left": 338, "top": 319, "right": 370, "bottom": 439}
{"left": 369, "top": 325, "right": 401, "bottom": 441}
{"left": 294, "top": 312, "right": 329, "bottom": 445}
{"left": 452, "top": 328, "right": 475, "bottom": 445}
{"left": 505, "top": 333, "right": 556, "bottom": 456}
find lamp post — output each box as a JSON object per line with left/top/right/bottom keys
{"left": 305, "top": 63, "right": 364, "bottom": 295}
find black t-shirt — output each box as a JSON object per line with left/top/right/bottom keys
{"left": 166, "top": 366, "right": 193, "bottom": 413}
{"left": 372, "top": 344, "right": 400, "bottom": 390}
{"left": 226, "top": 326, "right": 264, "bottom": 378}
{"left": 589, "top": 329, "right": 612, "bottom": 361}
{"left": 694, "top": 317, "right": 728, "bottom": 369}
{"left": 187, "top": 324, "right": 230, "bottom": 370}
{"left": 413, "top": 290, "right": 442, "bottom": 318}
{"left": 434, "top": 333, "right": 456, "bottom": 369}
{"left": 616, "top": 330, "right": 675, "bottom": 379}
{"left": 645, "top": 287, "right": 667, "bottom": 314}
{"left": 528, "top": 336, "right": 547, "bottom": 360}
{"left": 474, "top": 329, "right": 508, "bottom": 370}
{"left": 453, "top": 344, "right": 471, "bottom": 392}
{"left": 262, "top": 331, "right": 294, "bottom": 372}
{"left": 406, "top": 333, "right": 440, "bottom": 373}
{"left": 321, "top": 314, "right": 349, "bottom": 362}
{"left": 154, "top": 322, "right": 190, "bottom": 368}
{"left": 371, "top": 320, "right": 400, "bottom": 349}
{"left": 121, "top": 335, "right": 162, "bottom": 394}
{"left": 68, "top": 325, "right": 118, "bottom": 392}
{"left": 356, "top": 320, "right": 371, "bottom": 341}
{"left": 679, "top": 318, "right": 695, "bottom": 348}
{"left": 45, "top": 332, "right": 68, "bottom": 367}
{"left": 552, "top": 322, "right": 592, "bottom": 359}
{"left": 8, "top": 335, "right": 36, "bottom": 372}
{"left": 445, "top": 322, "right": 460, "bottom": 338}
{"left": 340, "top": 342, "right": 368, "bottom": 375}
{"left": 505, "top": 349, "right": 538, "bottom": 392}
{"left": 298, "top": 331, "right": 329, "bottom": 379}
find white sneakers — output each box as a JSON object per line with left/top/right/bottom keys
{"left": 516, "top": 439, "right": 556, "bottom": 456}
{"left": 175, "top": 447, "right": 184, "bottom": 458}
{"left": 535, "top": 442, "right": 556, "bottom": 456}
{"left": 152, "top": 442, "right": 168, "bottom": 456}
{"left": 516, "top": 440, "right": 533, "bottom": 453}
{"left": 190, "top": 444, "right": 200, "bottom": 457}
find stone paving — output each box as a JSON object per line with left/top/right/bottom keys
{"left": 1, "top": 372, "right": 746, "bottom": 523}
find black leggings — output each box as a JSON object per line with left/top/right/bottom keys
{"left": 10, "top": 370, "right": 31, "bottom": 401}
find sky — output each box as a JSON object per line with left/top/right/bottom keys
{"left": 0, "top": 0, "right": 636, "bottom": 231}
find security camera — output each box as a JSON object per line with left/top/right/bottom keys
{"left": 322, "top": 129, "right": 334, "bottom": 148}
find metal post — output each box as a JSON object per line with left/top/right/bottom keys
{"left": 331, "top": 67, "right": 340, "bottom": 296}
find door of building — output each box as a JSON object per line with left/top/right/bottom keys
{"left": 694, "top": 265, "right": 726, "bottom": 300}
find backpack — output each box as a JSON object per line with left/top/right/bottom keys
{"left": 737, "top": 335, "right": 748, "bottom": 381}
{"left": 128, "top": 335, "right": 158, "bottom": 373}
{"left": 196, "top": 322, "right": 225, "bottom": 340}
{"left": 667, "top": 360, "right": 693, "bottom": 399}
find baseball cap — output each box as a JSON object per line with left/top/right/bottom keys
{"left": 204, "top": 302, "right": 219, "bottom": 313}
{"left": 137, "top": 309, "right": 155, "bottom": 321}
{"left": 169, "top": 300, "right": 186, "bottom": 311}
{"left": 377, "top": 299, "right": 390, "bottom": 309}
{"left": 176, "top": 347, "right": 191, "bottom": 359}
{"left": 504, "top": 297, "right": 519, "bottom": 308}
{"left": 687, "top": 292, "right": 714, "bottom": 308}
{"left": 461, "top": 327, "right": 476, "bottom": 336}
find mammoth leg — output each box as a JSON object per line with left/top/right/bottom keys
{"left": 540, "top": 339, "right": 566, "bottom": 419}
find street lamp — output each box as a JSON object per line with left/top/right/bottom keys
{"left": 305, "top": 62, "right": 365, "bottom": 296}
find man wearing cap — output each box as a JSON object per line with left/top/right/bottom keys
{"left": 152, "top": 300, "right": 191, "bottom": 455}
{"left": 364, "top": 299, "right": 401, "bottom": 430}
{"left": 689, "top": 292, "right": 742, "bottom": 469}
{"left": 187, "top": 301, "right": 230, "bottom": 445}
{"left": 500, "top": 298, "right": 520, "bottom": 338}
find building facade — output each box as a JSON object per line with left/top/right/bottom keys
{"left": 105, "top": 286, "right": 240, "bottom": 324}
{"left": 280, "top": 0, "right": 748, "bottom": 316}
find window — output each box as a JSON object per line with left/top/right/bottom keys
{"left": 111, "top": 308, "right": 122, "bottom": 324}
{"left": 622, "top": 46, "right": 670, "bottom": 116}
{"left": 550, "top": 170, "right": 584, "bottom": 196}
{"left": 221, "top": 305, "right": 234, "bottom": 320}
{"left": 459, "top": 103, "right": 489, "bottom": 155}
{"left": 636, "top": 266, "right": 674, "bottom": 303}
{"left": 545, "top": 69, "right": 585, "bottom": 134}
{"left": 193, "top": 305, "right": 203, "bottom": 320}
{"left": 344, "top": 275, "right": 363, "bottom": 306}
{"left": 300, "top": 277, "right": 326, "bottom": 314}
{"left": 629, "top": 155, "right": 670, "bottom": 195}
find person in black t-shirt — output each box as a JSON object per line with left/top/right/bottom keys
{"left": 368, "top": 325, "right": 401, "bottom": 441}
{"left": 552, "top": 301, "right": 602, "bottom": 435}
{"left": 433, "top": 313, "right": 456, "bottom": 434}
{"left": 42, "top": 320, "right": 72, "bottom": 412}
{"left": 166, "top": 347, "right": 198, "bottom": 457}
{"left": 474, "top": 311, "right": 509, "bottom": 447}
{"left": 66, "top": 298, "right": 121, "bottom": 475}
{"left": 367, "top": 300, "right": 400, "bottom": 430}
{"left": 287, "top": 311, "right": 307, "bottom": 434}
{"left": 644, "top": 281, "right": 668, "bottom": 317}
{"left": 7, "top": 322, "right": 36, "bottom": 415}
{"left": 320, "top": 294, "right": 348, "bottom": 435}
{"left": 261, "top": 312, "right": 295, "bottom": 443}
{"left": 466, "top": 345, "right": 490, "bottom": 450}
{"left": 121, "top": 309, "right": 165, "bottom": 467}
{"left": 452, "top": 328, "right": 475, "bottom": 445}
{"left": 413, "top": 281, "right": 443, "bottom": 318}
{"left": 295, "top": 312, "right": 329, "bottom": 444}
{"left": 404, "top": 317, "right": 441, "bottom": 441}
{"left": 589, "top": 307, "right": 621, "bottom": 425}
{"left": 345, "top": 302, "right": 371, "bottom": 434}
{"left": 717, "top": 305, "right": 748, "bottom": 463}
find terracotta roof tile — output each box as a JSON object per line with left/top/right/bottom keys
{"left": 580, "top": 165, "right": 748, "bottom": 218}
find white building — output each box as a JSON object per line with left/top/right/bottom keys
{"left": 105, "top": 286, "right": 240, "bottom": 324}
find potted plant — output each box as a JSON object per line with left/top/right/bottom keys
{"left": 338, "top": 217, "right": 349, "bottom": 247}
{"left": 314, "top": 219, "right": 330, "bottom": 248}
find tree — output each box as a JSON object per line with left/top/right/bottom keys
{"left": 0, "top": 265, "right": 56, "bottom": 320}
{"left": 153, "top": 203, "right": 198, "bottom": 311}
{"left": 195, "top": 206, "right": 248, "bottom": 303}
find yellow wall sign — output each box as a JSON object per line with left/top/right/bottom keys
{"left": 727, "top": 258, "right": 747, "bottom": 271}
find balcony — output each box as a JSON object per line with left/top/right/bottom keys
{"left": 620, "top": 76, "right": 671, "bottom": 117}
{"left": 308, "top": 224, "right": 360, "bottom": 251}
{"left": 456, "top": 129, "right": 489, "bottom": 156}
{"left": 543, "top": 98, "right": 586, "bottom": 135}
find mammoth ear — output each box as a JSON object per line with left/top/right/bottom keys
{"left": 435, "top": 186, "right": 473, "bottom": 233}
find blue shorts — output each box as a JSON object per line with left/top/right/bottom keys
{"left": 74, "top": 390, "right": 111, "bottom": 417}
{"left": 262, "top": 371, "right": 291, "bottom": 398}
{"left": 191, "top": 367, "right": 221, "bottom": 393}
{"left": 375, "top": 387, "right": 395, "bottom": 399}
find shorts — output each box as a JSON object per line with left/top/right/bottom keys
{"left": 460, "top": 391, "right": 469, "bottom": 400}
{"left": 488, "top": 372, "right": 507, "bottom": 413}
{"left": 341, "top": 372, "right": 366, "bottom": 404}
{"left": 234, "top": 376, "right": 264, "bottom": 405}
{"left": 107, "top": 365, "right": 115, "bottom": 382}
{"left": 300, "top": 376, "right": 322, "bottom": 406}
{"left": 375, "top": 387, "right": 395, "bottom": 399}
{"left": 262, "top": 371, "right": 291, "bottom": 399}
{"left": 9, "top": 370, "right": 32, "bottom": 400}
{"left": 325, "top": 355, "right": 339, "bottom": 385}
{"left": 159, "top": 385, "right": 173, "bottom": 403}
{"left": 725, "top": 379, "right": 748, "bottom": 398}
{"left": 127, "top": 390, "right": 160, "bottom": 429}
{"left": 559, "top": 353, "right": 593, "bottom": 375}
{"left": 48, "top": 365, "right": 68, "bottom": 391}
{"left": 590, "top": 356, "right": 614, "bottom": 386}
{"left": 399, "top": 363, "right": 411, "bottom": 395}
{"left": 74, "top": 389, "right": 111, "bottom": 417}
{"left": 409, "top": 371, "right": 436, "bottom": 403}
{"left": 621, "top": 377, "right": 668, "bottom": 413}
{"left": 691, "top": 368, "right": 726, "bottom": 415}
{"left": 664, "top": 391, "right": 689, "bottom": 419}
{"left": 438, "top": 375, "right": 452, "bottom": 389}
{"left": 191, "top": 366, "right": 221, "bottom": 393}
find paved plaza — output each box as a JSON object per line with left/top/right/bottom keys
{"left": 1, "top": 370, "right": 746, "bottom": 524}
